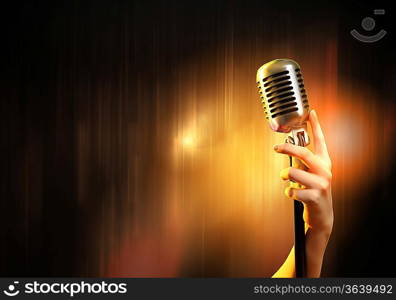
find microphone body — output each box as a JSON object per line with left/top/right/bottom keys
{"left": 256, "top": 59, "right": 310, "bottom": 277}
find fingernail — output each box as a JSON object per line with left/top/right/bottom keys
{"left": 284, "top": 186, "right": 293, "bottom": 198}
{"left": 280, "top": 168, "right": 289, "bottom": 180}
{"left": 273, "top": 145, "right": 279, "bottom": 151}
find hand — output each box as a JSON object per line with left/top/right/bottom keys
{"left": 274, "top": 110, "right": 333, "bottom": 236}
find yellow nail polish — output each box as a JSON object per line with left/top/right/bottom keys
{"left": 280, "top": 168, "right": 289, "bottom": 180}
{"left": 284, "top": 186, "right": 293, "bottom": 198}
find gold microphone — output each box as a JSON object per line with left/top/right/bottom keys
{"left": 256, "top": 59, "right": 310, "bottom": 277}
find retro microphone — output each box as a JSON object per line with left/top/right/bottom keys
{"left": 256, "top": 59, "right": 310, "bottom": 277}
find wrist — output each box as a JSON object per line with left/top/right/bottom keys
{"left": 308, "top": 224, "right": 332, "bottom": 241}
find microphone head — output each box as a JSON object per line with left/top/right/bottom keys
{"left": 256, "top": 59, "right": 310, "bottom": 133}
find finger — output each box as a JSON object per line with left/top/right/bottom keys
{"left": 280, "top": 167, "right": 328, "bottom": 189}
{"left": 274, "top": 143, "right": 320, "bottom": 170}
{"left": 309, "top": 110, "right": 330, "bottom": 161}
{"left": 285, "top": 187, "right": 320, "bottom": 204}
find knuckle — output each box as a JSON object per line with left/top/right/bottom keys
{"left": 319, "top": 179, "right": 330, "bottom": 191}
{"left": 298, "top": 190, "right": 318, "bottom": 204}
{"left": 310, "top": 190, "right": 322, "bottom": 203}
{"left": 327, "top": 159, "right": 333, "bottom": 170}
{"left": 325, "top": 169, "right": 333, "bottom": 181}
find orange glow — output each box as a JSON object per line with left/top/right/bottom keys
{"left": 182, "top": 136, "right": 195, "bottom": 147}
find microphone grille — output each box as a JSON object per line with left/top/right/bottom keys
{"left": 257, "top": 59, "right": 310, "bottom": 132}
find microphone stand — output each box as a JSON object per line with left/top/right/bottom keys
{"left": 287, "top": 127, "right": 308, "bottom": 278}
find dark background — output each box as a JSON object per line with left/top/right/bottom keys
{"left": 1, "top": 0, "right": 395, "bottom": 277}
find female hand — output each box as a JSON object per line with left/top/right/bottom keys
{"left": 274, "top": 110, "right": 333, "bottom": 236}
